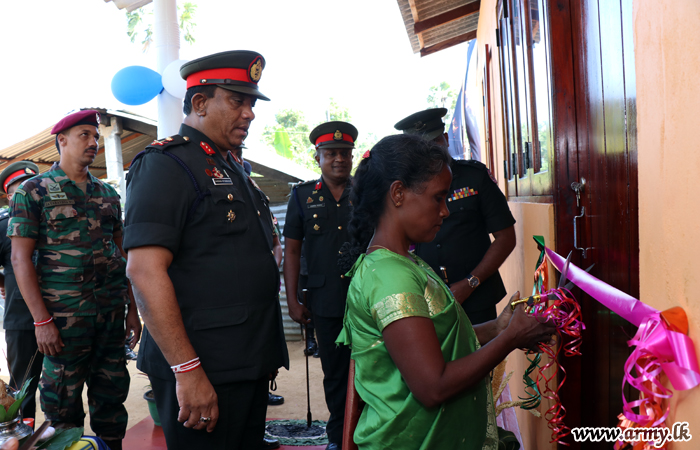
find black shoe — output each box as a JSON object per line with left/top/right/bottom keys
{"left": 313, "top": 347, "right": 320, "bottom": 358}
{"left": 268, "top": 392, "right": 284, "bottom": 405}
{"left": 261, "top": 437, "right": 280, "bottom": 449}
{"left": 325, "top": 443, "right": 340, "bottom": 450}
{"left": 304, "top": 337, "right": 318, "bottom": 356}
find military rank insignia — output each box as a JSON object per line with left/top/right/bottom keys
{"left": 448, "top": 187, "right": 478, "bottom": 202}
{"left": 200, "top": 142, "right": 216, "bottom": 155}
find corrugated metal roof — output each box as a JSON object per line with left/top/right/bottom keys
{"left": 396, "top": 0, "right": 480, "bottom": 56}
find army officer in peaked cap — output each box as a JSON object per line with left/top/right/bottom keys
{"left": 283, "top": 121, "right": 357, "bottom": 450}
{"left": 124, "top": 51, "right": 288, "bottom": 450}
{"left": 0, "top": 161, "right": 44, "bottom": 421}
{"left": 395, "top": 108, "right": 516, "bottom": 325}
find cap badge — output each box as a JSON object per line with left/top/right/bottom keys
{"left": 25, "top": 168, "right": 35, "bottom": 174}
{"left": 333, "top": 130, "right": 343, "bottom": 141}
{"left": 249, "top": 57, "right": 263, "bottom": 82}
{"left": 95, "top": 113, "right": 101, "bottom": 125}
{"left": 413, "top": 121, "right": 426, "bottom": 131}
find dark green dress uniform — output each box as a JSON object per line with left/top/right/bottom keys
{"left": 0, "top": 161, "right": 43, "bottom": 420}
{"left": 124, "top": 124, "right": 289, "bottom": 448}
{"left": 283, "top": 120, "right": 356, "bottom": 446}
{"left": 414, "top": 159, "right": 515, "bottom": 322}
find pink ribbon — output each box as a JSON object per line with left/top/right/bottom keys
{"left": 545, "top": 247, "right": 700, "bottom": 429}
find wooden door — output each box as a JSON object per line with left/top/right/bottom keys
{"left": 551, "top": 0, "right": 638, "bottom": 448}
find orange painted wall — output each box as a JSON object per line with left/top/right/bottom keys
{"left": 635, "top": 1, "right": 700, "bottom": 448}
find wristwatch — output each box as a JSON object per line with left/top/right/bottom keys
{"left": 467, "top": 274, "right": 480, "bottom": 288}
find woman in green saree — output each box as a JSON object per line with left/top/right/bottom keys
{"left": 337, "top": 135, "right": 555, "bottom": 449}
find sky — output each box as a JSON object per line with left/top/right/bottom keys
{"left": 0, "top": 0, "right": 470, "bottom": 153}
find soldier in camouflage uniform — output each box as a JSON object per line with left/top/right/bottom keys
{"left": 7, "top": 110, "right": 141, "bottom": 450}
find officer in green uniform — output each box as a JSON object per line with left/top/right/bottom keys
{"left": 395, "top": 108, "right": 516, "bottom": 324}
{"left": 0, "top": 161, "right": 43, "bottom": 421}
{"left": 8, "top": 110, "right": 141, "bottom": 450}
{"left": 283, "top": 121, "right": 357, "bottom": 450}
{"left": 124, "top": 51, "right": 289, "bottom": 450}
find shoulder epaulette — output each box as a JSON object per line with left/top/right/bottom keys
{"left": 292, "top": 179, "right": 316, "bottom": 190}
{"left": 454, "top": 158, "right": 487, "bottom": 170}
{"left": 146, "top": 135, "right": 189, "bottom": 150}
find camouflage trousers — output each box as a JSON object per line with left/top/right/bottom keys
{"left": 40, "top": 307, "right": 129, "bottom": 440}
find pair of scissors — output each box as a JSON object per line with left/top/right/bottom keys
{"left": 511, "top": 251, "right": 591, "bottom": 310}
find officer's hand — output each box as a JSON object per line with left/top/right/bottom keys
{"left": 125, "top": 308, "right": 142, "bottom": 349}
{"left": 288, "top": 301, "right": 311, "bottom": 325}
{"left": 449, "top": 279, "right": 475, "bottom": 304}
{"left": 35, "top": 321, "right": 64, "bottom": 356}
{"left": 176, "top": 368, "right": 219, "bottom": 432}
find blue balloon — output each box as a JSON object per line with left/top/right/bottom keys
{"left": 111, "top": 66, "right": 163, "bottom": 105}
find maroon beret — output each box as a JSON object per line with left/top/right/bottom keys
{"left": 51, "top": 110, "right": 101, "bottom": 135}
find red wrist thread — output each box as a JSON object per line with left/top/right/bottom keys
{"left": 33, "top": 317, "right": 54, "bottom": 327}
{"left": 171, "top": 357, "right": 201, "bottom": 373}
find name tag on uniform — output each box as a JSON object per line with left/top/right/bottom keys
{"left": 212, "top": 178, "right": 233, "bottom": 185}
{"left": 45, "top": 199, "right": 75, "bottom": 207}
{"left": 307, "top": 203, "right": 325, "bottom": 209}
{"left": 49, "top": 193, "right": 68, "bottom": 200}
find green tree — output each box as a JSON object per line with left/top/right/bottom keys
{"left": 427, "top": 82, "right": 458, "bottom": 126}
{"left": 126, "top": 2, "right": 197, "bottom": 52}
{"left": 262, "top": 109, "right": 317, "bottom": 172}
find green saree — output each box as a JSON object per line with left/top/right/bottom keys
{"left": 337, "top": 249, "right": 498, "bottom": 449}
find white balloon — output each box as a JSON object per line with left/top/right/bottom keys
{"left": 162, "top": 59, "right": 189, "bottom": 99}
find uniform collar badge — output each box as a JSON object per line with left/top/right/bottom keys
{"left": 200, "top": 142, "right": 216, "bottom": 155}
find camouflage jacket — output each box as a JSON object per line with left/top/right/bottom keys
{"left": 7, "top": 163, "right": 128, "bottom": 316}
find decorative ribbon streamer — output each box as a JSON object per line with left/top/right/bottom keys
{"left": 529, "top": 288, "right": 585, "bottom": 444}
{"left": 545, "top": 247, "right": 700, "bottom": 448}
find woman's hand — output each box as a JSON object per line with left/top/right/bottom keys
{"left": 506, "top": 303, "right": 557, "bottom": 350}
{"left": 494, "top": 291, "right": 519, "bottom": 334}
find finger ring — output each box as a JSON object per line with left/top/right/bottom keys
{"left": 199, "top": 416, "right": 211, "bottom": 423}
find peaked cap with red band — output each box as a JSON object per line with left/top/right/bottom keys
{"left": 180, "top": 50, "right": 270, "bottom": 101}
{"left": 51, "top": 110, "right": 101, "bottom": 136}
{"left": 309, "top": 121, "right": 358, "bottom": 150}
{"left": 0, "top": 161, "right": 40, "bottom": 194}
